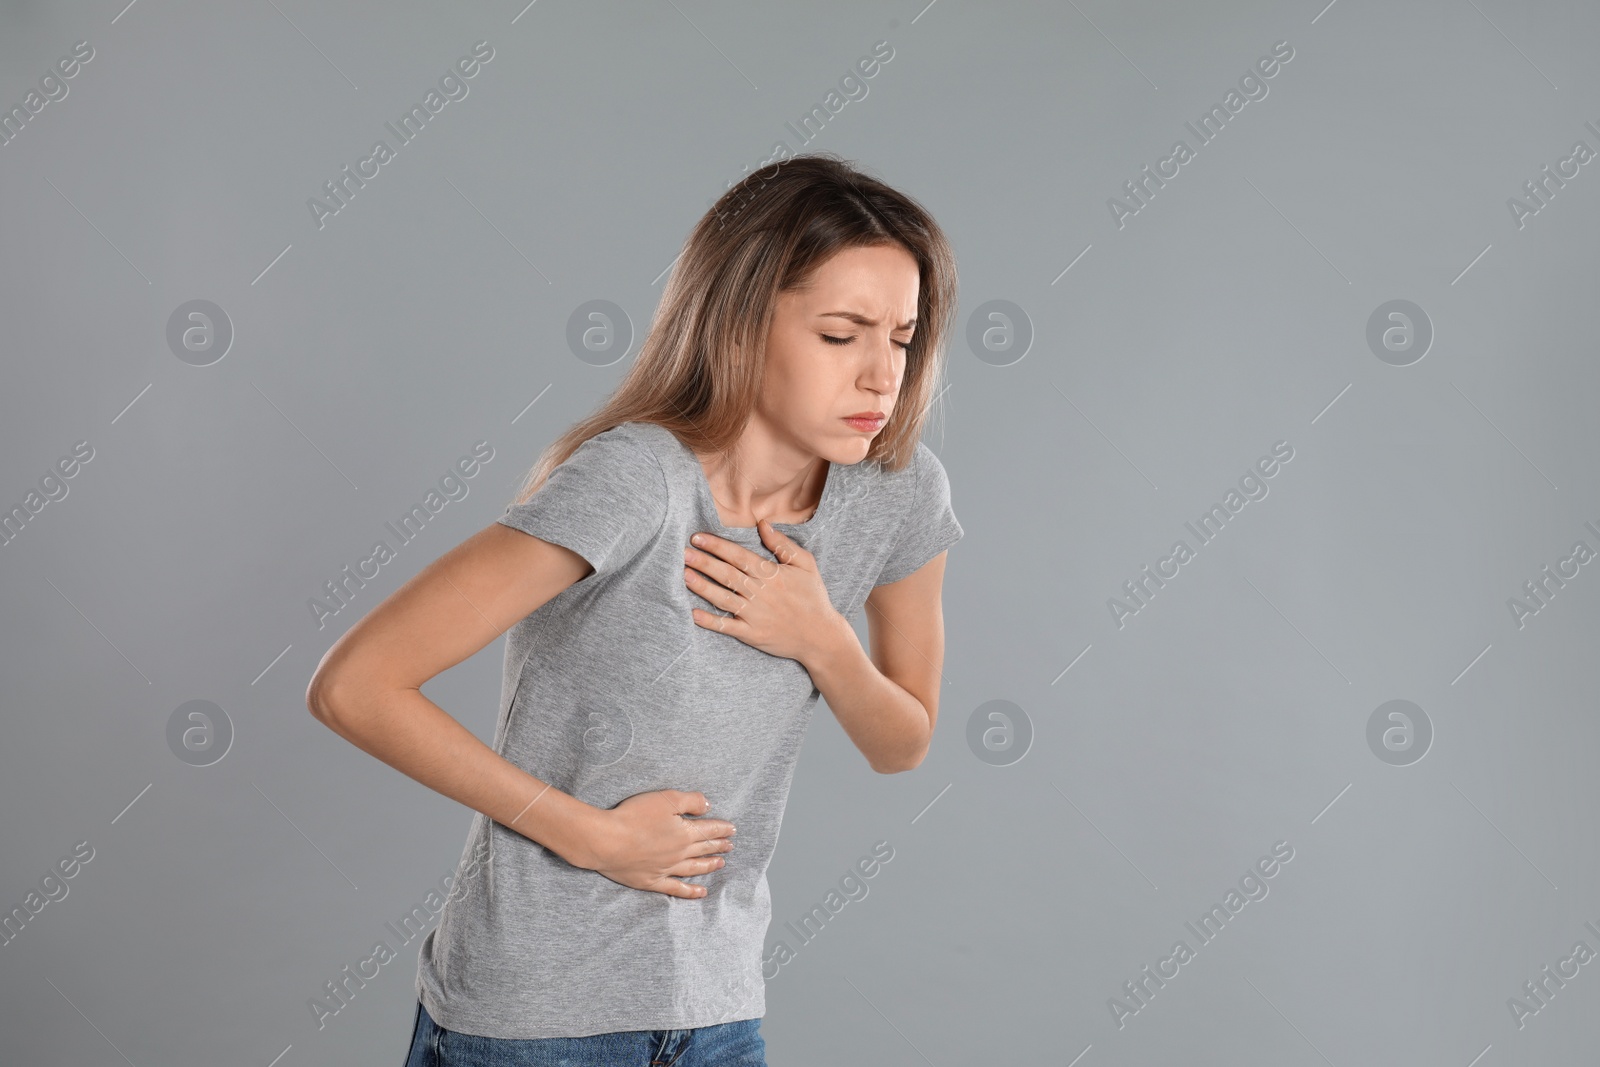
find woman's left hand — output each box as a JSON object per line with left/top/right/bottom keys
{"left": 683, "top": 521, "right": 844, "bottom": 665}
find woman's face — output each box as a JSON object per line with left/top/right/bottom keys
{"left": 756, "top": 242, "right": 920, "bottom": 464}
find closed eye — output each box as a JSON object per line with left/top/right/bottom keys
{"left": 822, "top": 334, "right": 912, "bottom": 350}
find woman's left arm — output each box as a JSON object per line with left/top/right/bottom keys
{"left": 807, "top": 551, "right": 948, "bottom": 774}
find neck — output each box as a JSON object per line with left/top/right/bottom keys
{"left": 698, "top": 421, "right": 828, "bottom": 519}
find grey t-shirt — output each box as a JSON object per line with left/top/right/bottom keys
{"left": 415, "top": 419, "right": 963, "bottom": 1039}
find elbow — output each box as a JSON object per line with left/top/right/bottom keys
{"left": 872, "top": 706, "right": 933, "bottom": 773}
{"left": 305, "top": 668, "right": 348, "bottom": 726}
{"left": 305, "top": 637, "right": 375, "bottom": 726}
{"left": 872, "top": 754, "right": 924, "bottom": 775}
{"left": 872, "top": 739, "right": 931, "bottom": 775}
{"left": 307, "top": 665, "right": 407, "bottom": 733}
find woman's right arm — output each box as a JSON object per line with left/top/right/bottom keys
{"left": 304, "top": 523, "right": 736, "bottom": 899}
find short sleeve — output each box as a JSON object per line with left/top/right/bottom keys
{"left": 497, "top": 428, "right": 667, "bottom": 580}
{"left": 873, "top": 442, "right": 964, "bottom": 586}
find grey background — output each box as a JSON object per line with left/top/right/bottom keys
{"left": 2, "top": 0, "right": 1597, "bottom": 1064}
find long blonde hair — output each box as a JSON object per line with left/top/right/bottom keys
{"left": 509, "top": 151, "right": 959, "bottom": 506}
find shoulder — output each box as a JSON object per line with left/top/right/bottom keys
{"left": 883, "top": 440, "right": 957, "bottom": 539}
{"left": 861, "top": 439, "right": 934, "bottom": 482}
{"left": 568, "top": 422, "right": 667, "bottom": 478}
{"left": 914, "top": 441, "right": 953, "bottom": 496}
{"left": 844, "top": 440, "right": 946, "bottom": 514}
{"left": 533, "top": 423, "right": 669, "bottom": 513}
{"left": 881, "top": 440, "right": 951, "bottom": 500}
{"left": 834, "top": 441, "right": 945, "bottom": 541}
{"left": 910, "top": 440, "right": 949, "bottom": 481}
{"left": 499, "top": 423, "right": 672, "bottom": 578}
{"left": 592, "top": 421, "right": 674, "bottom": 471}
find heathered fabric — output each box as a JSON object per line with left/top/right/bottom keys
{"left": 415, "top": 420, "right": 963, "bottom": 1039}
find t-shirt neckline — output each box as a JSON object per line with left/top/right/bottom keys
{"left": 657, "top": 424, "right": 838, "bottom": 536}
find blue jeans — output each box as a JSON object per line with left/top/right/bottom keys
{"left": 404, "top": 999, "right": 768, "bottom": 1067}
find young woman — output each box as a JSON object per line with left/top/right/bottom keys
{"left": 305, "top": 152, "right": 963, "bottom": 1067}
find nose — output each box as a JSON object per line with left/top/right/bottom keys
{"left": 864, "top": 336, "right": 902, "bottom": 395}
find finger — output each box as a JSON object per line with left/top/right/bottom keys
{"left": 661, "top": 878, "right": 710, "bottom": 899}
{"left": 687, "top": 532, "right": 735, "bottom": 562}
{"left": 675, "top": 791, "right": 710, "bottom": 816}
{"left": 686, "top": 547, "right": 768, "bottom": 595}
{"left": 691, "top": 837, "right": 734, "bottom": 857}
{"left": 691, "top": 531, "right": 779, "bottom": 577}
{"left": 683, "top": 566, "right": 747, "bottom": 610}
{"left": 670, "top": 854, "right": 727, "bottom": 877}
{"left": 691, "top": 607, "right": 746, "bottom": 636}
{"left": 682, "top": 815, "right": 736, "bottom": 839}
{"left": 681, "top": 811, "right": 732, "bottom": 844}
{"left": 757, "top": 519, "right": 811, "bottom": 569}
{"left": 688, "top": 563, "right": 736, "bottom": 604}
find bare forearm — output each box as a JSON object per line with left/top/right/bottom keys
{"left": 309, "top": 686, "right": 602, "bottom": 865}
{"left": 803, "top": 614, "right": 931, "bottom": 773}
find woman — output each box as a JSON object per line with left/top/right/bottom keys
{"left": 305, "top": 152, "right": 963, "bottom": 1066}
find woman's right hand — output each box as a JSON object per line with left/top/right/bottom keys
{"left": 576, "top": 789, "right": 736, "bottom": 898}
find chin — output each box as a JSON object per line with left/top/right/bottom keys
{"left": 831, "top": 436, "right": 877, "bottom": 462}
{"left": 800, "top": 421, "right": 878, "bottom": 462}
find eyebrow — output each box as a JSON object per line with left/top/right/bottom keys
{"left": 818, "top": 311, "right": 916, "bottom": 330}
